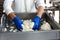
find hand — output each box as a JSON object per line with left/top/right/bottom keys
{"left": 32, "top": 16, "right": 41, "bottom": 30}
{"left": 12, "top": 16, "right": 23, "bottom": 31}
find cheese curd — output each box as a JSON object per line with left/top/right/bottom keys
{"left": 8, "top": 20, "right": 52, "bottom": 32}
{"left": 22, "top": 20, "right": 52, "bottom": 31}
{"left": 40, "top": 21, "right": 52, "bottom": 30}
{"left": 22, "top": 20, "right": 34, "bottom": 31}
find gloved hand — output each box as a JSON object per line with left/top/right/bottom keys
{"left": 12, "top": 16, "right": 23, "bottom": 31}
{"left": 32, "top": 16, "right": 41, "bottom": 30}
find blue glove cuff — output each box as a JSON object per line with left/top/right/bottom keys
{"left": 12, "top": 16, "right": 23, "bottom": 31}
{"left": 33, "top": 16, "right": 41, "bottom": 22}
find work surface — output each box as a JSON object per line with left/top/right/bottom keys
{"left": 0, "top": 30, "right": 60, "bottom": 40}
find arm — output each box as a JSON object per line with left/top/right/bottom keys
{"left": 36, "top": 0, "right": 44, "bottom": 18}
{"left": 3, "top": 0, "right": 23, "bottom": 31}
{"left": 37, "top": 6, "right": 44, "bottom": 18}
{"left": 3, "top": 0, "right": 15, "bottom": 19}
{"left": 32, "top": 0, "right": 45, "bottom": 30}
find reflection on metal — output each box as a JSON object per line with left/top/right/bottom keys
{"left": 50, "top": 0, "right": 60, "bottom": 3}
{"left": 1, "top": 14, "right": 19, "bottom": 32}
{"left": 50, "top": 0, "right": 60, "bottom": 6}
{"left": 1, "top": 14, "right": 7, "bottom": 32}
{"left": 45, "top": 0, "right": 60, "bottom": 24}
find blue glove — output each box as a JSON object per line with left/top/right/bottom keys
{"left": 32, "top": 16, "right": 41, "bottom": 30}
{"left": 12, "top": 16, "right": 23, "bottom": 31}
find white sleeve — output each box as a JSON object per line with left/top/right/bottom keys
{"left": 35, "top": 0, "right": 45, "bottom": 8}
{"left": 3, "top": 0, "right": 14, "bottom": 15}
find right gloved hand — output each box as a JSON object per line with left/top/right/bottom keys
{"left": 32, "top": 16, "right": 41, "bottom": 30}
{"left": 12, "top": 16, "right": 23, "bottom": 31}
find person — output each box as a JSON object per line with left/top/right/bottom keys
{"left": 3, "top": 0, "right": 45, "bottom": 31}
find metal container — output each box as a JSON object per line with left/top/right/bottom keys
{"left": 0, "top": 13, "right": 60, "bottom": 40}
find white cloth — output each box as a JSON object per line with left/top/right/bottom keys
{"left": 3, "top": 0, "right": 45, "bottom": 15}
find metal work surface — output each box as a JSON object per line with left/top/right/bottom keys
{"left": 0, "top": 30, "right": 60, "bottom": 40}
{"left": 0, "top": 13, "right": 60, "bottom": 40}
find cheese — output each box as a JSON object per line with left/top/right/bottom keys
{"left": 22, "top": 20, "right": 34, "bottom": 31}
{"left": 40, "top": 21, "right": 52, "bottom": 30}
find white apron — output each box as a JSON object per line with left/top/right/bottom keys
{"left": 4, "top": 0, "right": 45, "bottom": 15}
{"left": 14, "top": 0, "right": 37, "bottom": 13}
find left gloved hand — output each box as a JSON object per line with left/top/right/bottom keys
{"left": 12, "top": 16, "right": 23, "bottom": 31}
{"left": 32, "top": 16, "right": 41, "bottom": 30}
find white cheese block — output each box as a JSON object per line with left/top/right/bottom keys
{"left": 40, "top": 21, "right": 52, "bottom": 30}
{"left": 22, "top": 20, "right": 34, "bottom": 31}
